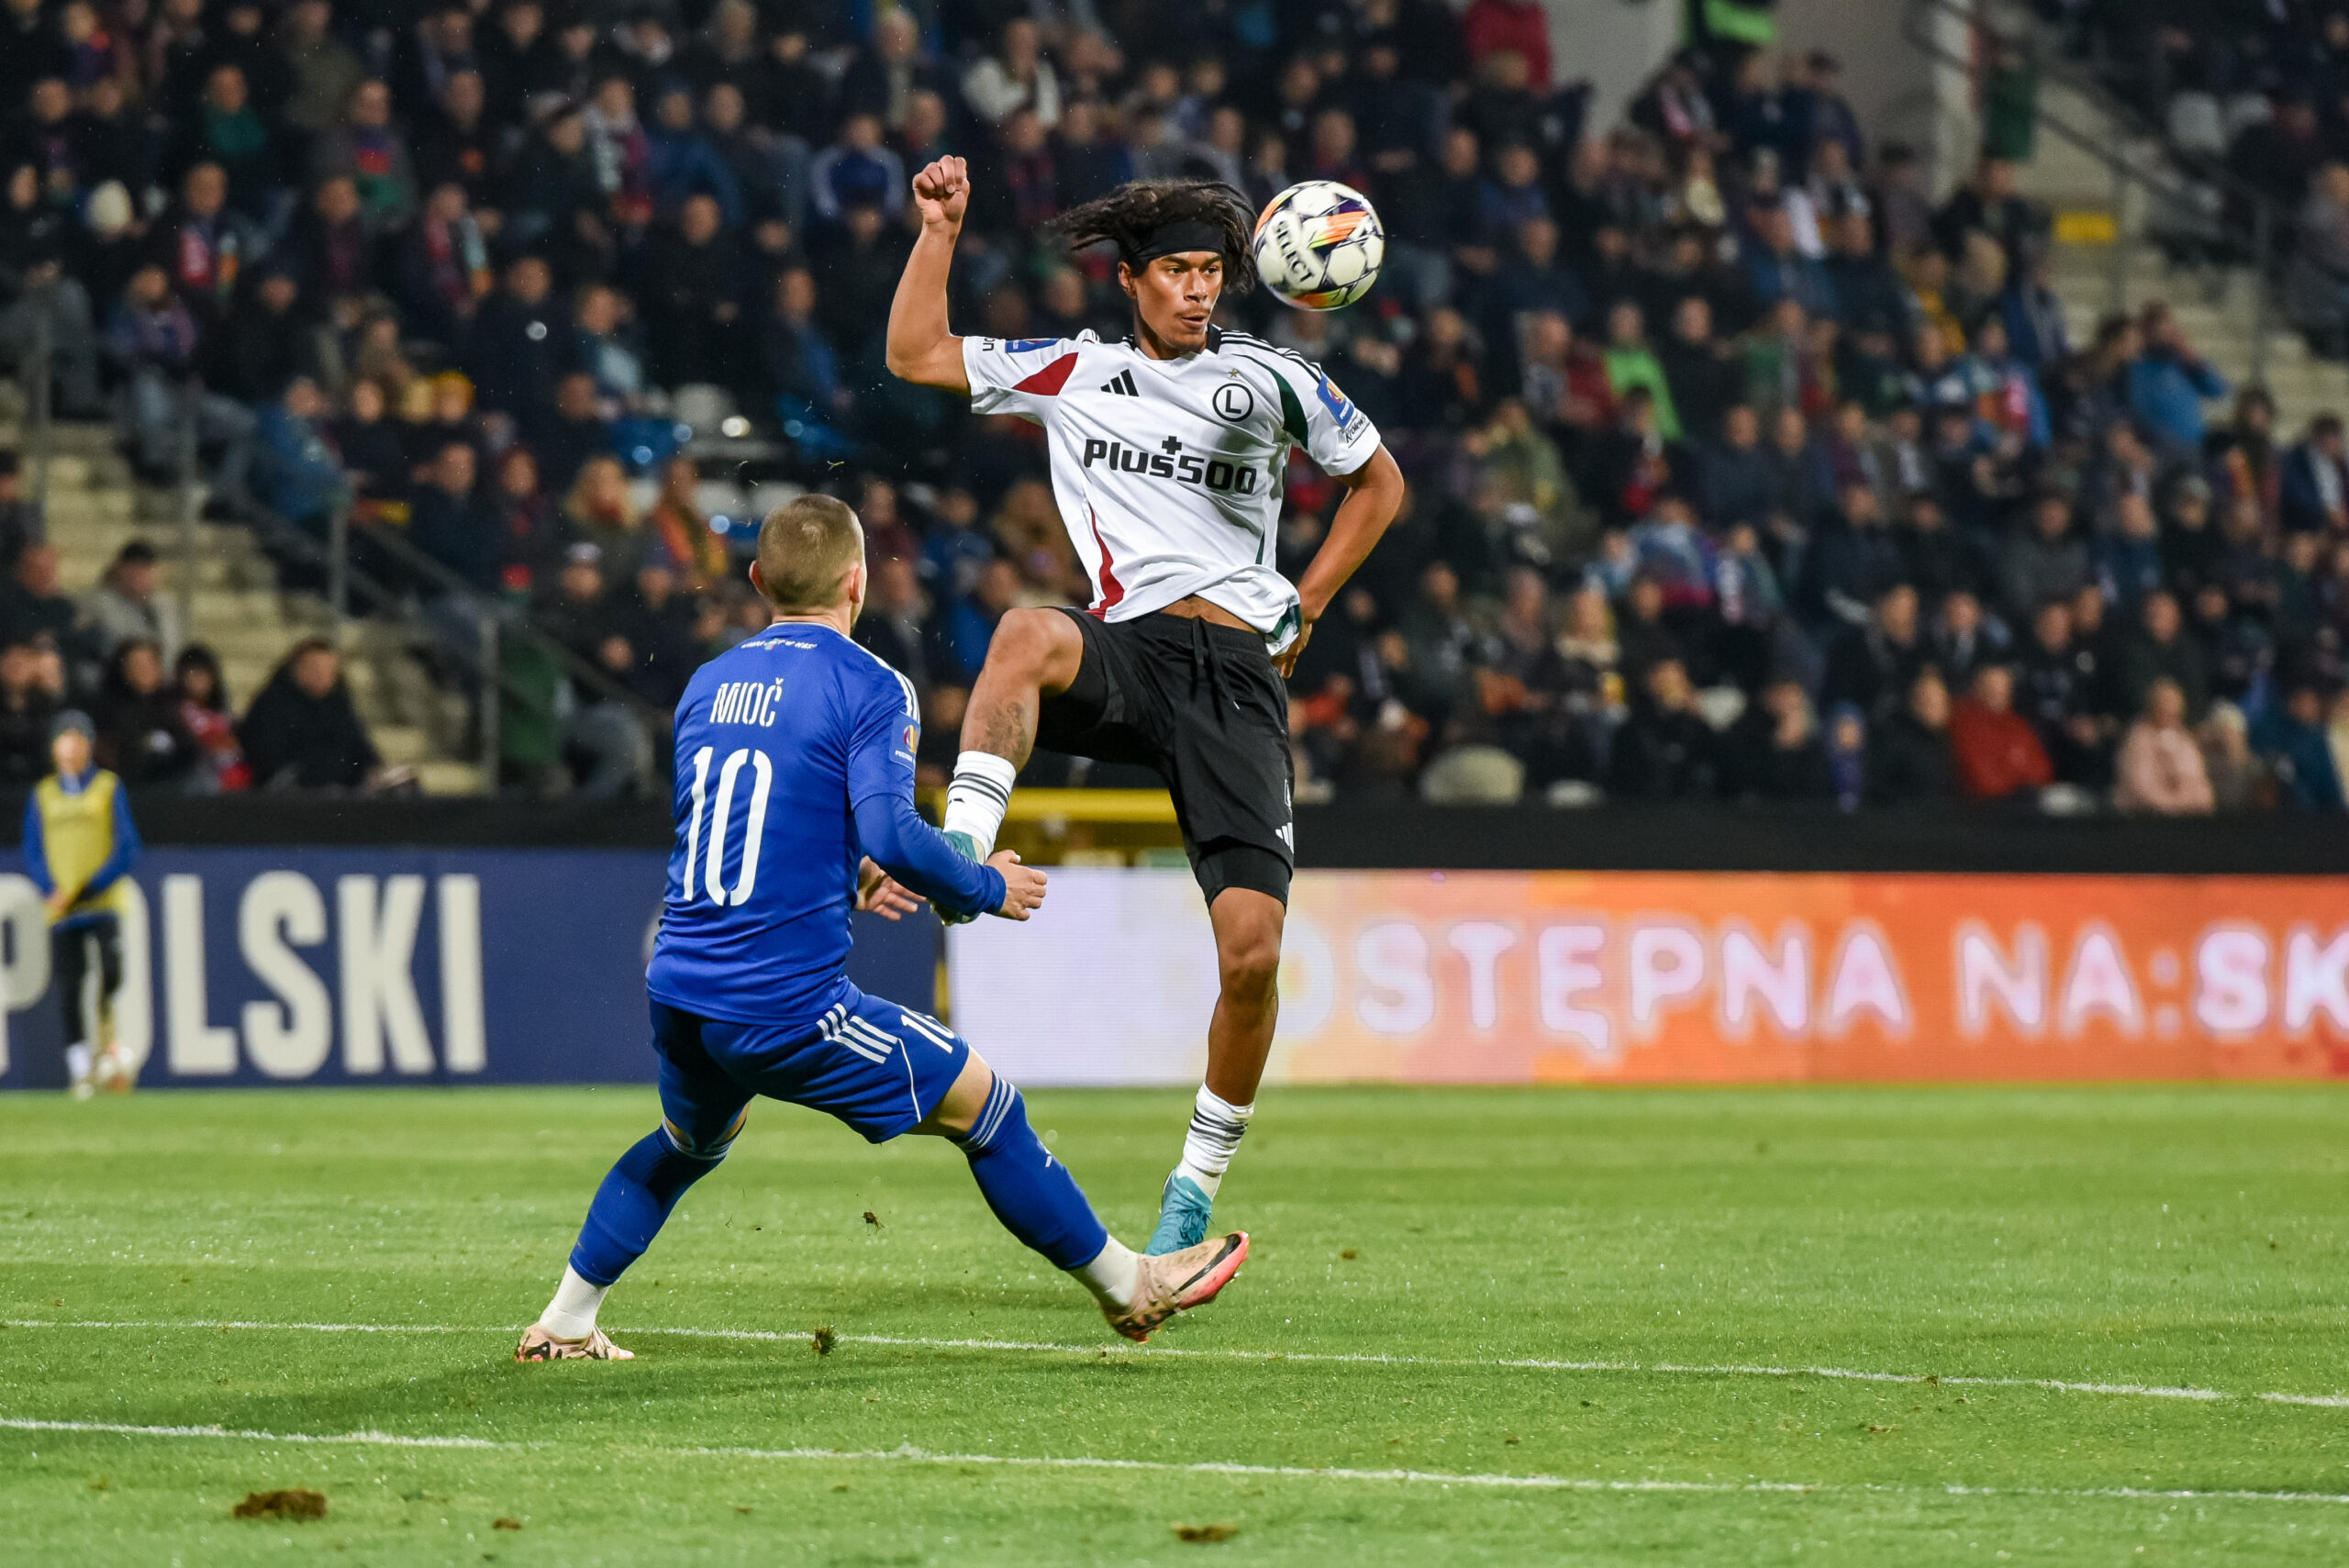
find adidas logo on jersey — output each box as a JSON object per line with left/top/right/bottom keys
{"left": 1098, "top": 370, "right": 1139, "bottom": 395}
{"left": 1080, "top": 436, "right": 1262, "bottom": 495}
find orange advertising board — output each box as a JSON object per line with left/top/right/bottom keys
{"left": 949, "top": 870, "right": 2349, "bottom": 1084}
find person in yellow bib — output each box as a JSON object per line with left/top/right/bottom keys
{"left": 24, "top": 711, "right": 142, "bottom": 1098}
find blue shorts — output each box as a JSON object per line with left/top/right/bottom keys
{"left": 649, "top": 985, "right": 974, "bottom": 1149}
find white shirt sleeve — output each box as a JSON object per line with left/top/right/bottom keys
{"left": 1286, "top": 356, "right": 1383, "bottom": 475}
{"left": 962, "top": 335, "right": 1080, "bottom": 420}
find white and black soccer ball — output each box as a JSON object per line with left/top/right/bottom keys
{"left": 1252, "top": 180, "right": 1385, "bottom": 311}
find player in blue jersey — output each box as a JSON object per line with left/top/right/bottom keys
{"left": 516, "top": 495, "right": 1248, "bottom": 1360}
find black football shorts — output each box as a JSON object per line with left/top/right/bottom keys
{"left": 1035, "top": 606, "right": 1295, "bottom": 906}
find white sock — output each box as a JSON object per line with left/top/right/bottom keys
{"left": 64, "top": 1041, "right": 92, "bottom": 1084}
{"left": 1070, "top": 1236, "right": 1141, "bottom": 1309}
{"left": 539, "top": 1265, "right": 607, "bottom": 1340}
{"left": 942, "top": 751, "right": 1019, "bottom": 859}
{"left": 1174, "top": 1084, "right": 1254, "bottom": 1199}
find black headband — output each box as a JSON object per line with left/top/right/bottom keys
{"left": 1127, "top": 219, "right": 1227, "bottom": 264}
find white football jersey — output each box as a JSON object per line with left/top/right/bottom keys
{"left": 962, "top": 327, "right": 1382, "bottom": 652}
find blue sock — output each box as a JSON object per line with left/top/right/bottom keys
{"left": 568, "top": 1125, "right": 727, "bottom": 1288}
{"left": 954, "top": 1077, "right": 1108, "bottom": 1270}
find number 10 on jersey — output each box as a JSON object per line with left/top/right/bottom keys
{"left": 684, "top": 745, "right": 774, "bottom": 906}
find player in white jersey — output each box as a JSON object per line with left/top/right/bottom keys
{"left": 885, "top": 164, "right": 1406, "bottom": 1255}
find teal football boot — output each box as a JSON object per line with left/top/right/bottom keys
{"left": 1145, "top": 1171, "right": 1215, "bottom": 1255}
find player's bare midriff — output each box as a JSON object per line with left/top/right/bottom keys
{"left": 1156, "top": 595, "right": 1254, "bottom": 631}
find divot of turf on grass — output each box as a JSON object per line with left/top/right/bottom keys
{"left": 231, "top": 1487, "right": 326, "bottom": 1520}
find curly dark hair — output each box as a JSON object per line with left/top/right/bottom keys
{"left": 1052, "top": 179, "right": 1258, "bottom": 294}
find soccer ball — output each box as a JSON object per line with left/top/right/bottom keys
{"left": 1252, "top": 181, "right": 1385, "bottom": 311}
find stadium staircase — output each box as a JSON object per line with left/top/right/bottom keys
{"left": 1952, "top": 0, "right": 2349, "bottom": 436}
{"left": 0, "top": 385, "right": 483, "bottom": 795}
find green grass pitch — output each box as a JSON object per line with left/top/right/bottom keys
{"left": 4, "top": 1084, "right": 2348, "bottom": 1565}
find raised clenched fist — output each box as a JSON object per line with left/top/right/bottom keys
{"left": 911, "top": 157, "right": 970, "bottom": 231}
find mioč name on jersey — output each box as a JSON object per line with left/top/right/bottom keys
{"left": 1080, "top": 436, "right": 1263, "bottom": 495}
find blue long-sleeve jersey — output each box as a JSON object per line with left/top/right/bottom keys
{"left": 645, "top": 620, "right": 1005, "bottom": 1028}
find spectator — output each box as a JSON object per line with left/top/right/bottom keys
{"left": 1695, "top": 404, "right": 1774, "bottom": 532}
{"left": 1999, "top": 490, "right": 2093, "bottom": 623}
{"left": 1484, "top": 218, "right": 1587, "bottom": 365}
{"left": 409, "top": 439, "right": 499, "bottom": 594}
{"left": 630, "top": 192, "right": 747, "bottom": 388}
{"left": 173, "top": 643, "right": 250, "bottom": 793}
{"left": 561, "top": 455, "right": 645, "bottom": 583}
{"left": 0, "top": 455, "right": 41, "bottom": 578}
{"left": 2278, "top": 413, "right": 2349, "bottom": 536}
{"left": 415, "top": 68, "right": 500, "bottom": 216}
{"left": 1802, "top": 482, "right": 1904, "bottom": 630}
{"left": 1998, "top": 251, "right": 2072, "bottom": 373}
{"left": 2251, "top": 684, "right": 2345, "bottom": 810}
{"left": 284, "top": 172, "right": 377, "bottom": 303}
{"left": 239, "top": 636, "right": 381, "bottom": 792}
{"left": 2118, "top": 589, "right": 2209, "bottom": 720}
{"left": 106, "top": 263, "right": 254, "bottom": 506}
{"left": 2199, "top": 702, "right": 2263, "bottom": 811}
{"left": 1463, "top": 0, "right": 1553, "bottom": 91}
{"left": 962, "top": 19, "right": 1060, "bottom": 132}
{"left": 148, "top": 162, "right": 261, "bottom": 326}
{"left": 394, "top": 181, "right": 491, "bottom": 345}
{"left": 527, "top": 372, "right": 615, "bottom": 497}
{"left": 0, "top": 636, "right": 56, "bottom": 784}
{"left": 174, "top": 63, "right": 278, "bottom": 219}
{"left": 1926, "top": 586, "right": 1997, "bottom": 691}
{"left": 78, "top": 539, "right": 181, "bottom": 668}
{"left": 91, "top": 637, "right": 194, "bottom": 785}
{"left": 1742, "top": 203, "right": 1835, "bottom": 321}
{"left": 1599, "top": 300, "right": 1679, "bottom": 441}
{"left": 2096, "top": 492, "right": 2167, "bottom": 613}
{"left": 1866, "top": 666, "right": 1955, "bottom": 804}
{"left": 837, "top": 11, "right": 941, "bottom": 137}
{"left": 280, "top": 0, "right": 366, "bottom": 137}
{"left": 1949, "top": 662, "right": 2053, "bottom": 800}
{"left": 463, "top": 255, "right": 569, "bottom": 419}
{"left": 2017, "top": 598, "right": 2115, "bottom": 786}
{"left": 212, "top": 266, "right": 321, "bottom": 405}
{"left": 608, "top": 553, "right": 705, "bottom": 708}
{"left": 1718, "top": 675, "right": 1831, "bottom": 800}
{"left": 644, "top": 83, "right": 740, "bottom": 226}
{"left": 309, "top": 79, "right": 417, "bottom": 225}
{"left": 933, "top": 557, "right": 1025, "bottom": 687}
{"left": 0, "top": 542, "right": 76, "bottom": 650}
{"left": 1607, "top": 657, "right": 1716, "bottom": 800}
{"left": 1657, "top": 296, "right": 1740, "bottom": 447}
{"left": 252, "top": 375, "right": 344, "bottom": 532}
{"left": 2125, "top": 302, "right": 2228, "bottom": 455}
{"left": 2113, "top": 678, "right": 2216, "bottom": 815}
{"left": 1932, "top": 156, "right": 2039, "bottom": 270}
{"left": 1518, "top": 310, "right": 1612, "bottom": 438}
{"left": 1823, "top": 210, "right": 1909, "bottom": 339}
{"left": 534, "top": 543, "right": 654, "bottom": 798}
{"left": 1820, "top": 581, "right": 1924, "bottom": 724}
{"left": 855, "top": 551, "right": 930, "bottom": 691}
{"left": 646, "top": 454, "right": 728, "bottom": 590}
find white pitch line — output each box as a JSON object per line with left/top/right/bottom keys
{"left": 7, "top": 1416, "right": 2349, "bottom": 1507}
{"left": 4, "top": 1318, "right": 2340, "bottom": 1409}
{"left": 14, "top": 1418, "right": 2349, "bottom": 1511}
{"left": 0, "top": 1418, "right": 496, "bottom": 1449}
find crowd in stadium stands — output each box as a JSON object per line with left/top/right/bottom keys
{"left": 3, "top": 0, "right": 2349, "bottom": 812}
